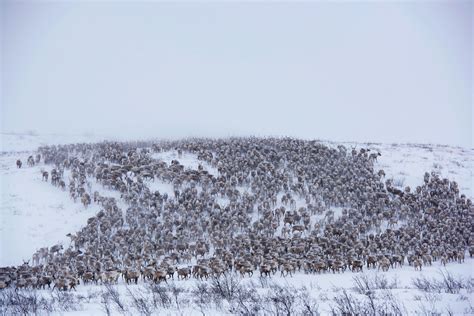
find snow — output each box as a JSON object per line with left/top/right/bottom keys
{"left": 373, "top": 143, "right": 473, "bottom": 197}
{"left": 0, "top": 153, "right": 99, "bottom": 266}
{"left": 0, "top": 139, "right": 128, "bottom": 266}
{"left": 0, "top": 133, "right": 473, "bottom": 315}
{"left": 146, "top": 180, "right": 176, "bottom": 197}
{"left": 0, "top": 132, "right": 115, "bottom": 153}
{"left": 151, "top": 150, "right": 218, "bottom": 176}
{"left": 322, "top": 140, "right": 473, "bottom": 196}
{"left": 4, "top": 258, "right": 471, "bottom": 315}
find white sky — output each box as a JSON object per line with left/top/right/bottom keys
{"left": 1, "top": 1, "right": 472, "bottom": 147}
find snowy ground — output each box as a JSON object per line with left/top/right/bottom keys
{"left": 374, "top": 143, "right": 473, "bottom": 197}
{"left": 0, "top": 133, "right": 473, "bottom": 315}
{"left": 146, "top": 150, "right": 219, "bottom": 197}
{"left": 0, "top": 153, "right": 98, "bottom": 266}
{"left": 322, "top": 140, "right": 473, "bottom": 197}
{"left": 151, "top": 151, "right": 219, "bottom": 177}
{"left": 1, "top": 257, "right": 473, "bottom": 315}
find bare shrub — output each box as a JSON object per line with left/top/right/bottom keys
{"left": 231, "top": 284, "right": 263, "bottom": 316}
{"left": 418, "top": 301, "right": 441, "bottom": 316}
{"left": 465, "top": 277, "right": 474, "bottom": 293}
{"left": 423, "top": 292, "right": 441, "bottom": 305}
{"left": 50, "top": 289, "right": 82, "bottom": 312}
{"left": 192, "top": 282, "right": 213, "bottom": 313}
{"left": 412, "top": 270, "right": 471, "bottom": 294}
{"left": 445, "top": 305, "right": 455, "bottom": 316}
{"left": 147, "top": 283, "right": 172, "bottom": 309}
{"left": 266, "top": 284, "right": 297, "bottom": 316}
{"left": 0, "top": 288, "right": 54, "bottom": 315}
{"left": 380, "top": 290, "right": 406, "bottom": 315}
{"left": 437, "top": 269, "right": 464, "bottom": 294}
{"left": 353, "top": 274, "right": 372, "bottom": 294}
{"left": 330, "top": 288, "right": 367, "bottom": 315}
{"left": 104, "top": 283, "right": 127, "bottom": 313}
{"left": 127, "top": 287, "right": 154, "bottom": 316}
{"left": 210, "top": 272, "right": 241, "bottom": 302}
{"left": 298, "top": 287, "right": 320, "bottom": 316}
{"left": 100, "top": 291, "right": 112, "bottom": 316}
{"left": 374, "top": 273, "right": 398, "bottom": 290}
{"left": 353, "top": 273, "right": 397, "bottom": 294}
{"left": 412, "top": 275, "right": 439, "bottom": 292}
{"left": 258, "top": 276, "right": 271, "bottom": 288}
{"left": 331, "top": 287, "right": 405, "bottom": 316}
{"left": 457, "top": 294, "right": 469, "bottom": 301}
{"left": 169, "top": 282, "right": 185, "bottom": 311}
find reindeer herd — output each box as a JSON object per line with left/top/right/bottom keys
{"left": 1, "top": 138, "right": 472, "bottom": 291}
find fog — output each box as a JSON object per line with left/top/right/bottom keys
{"left": 1, "top": 1, "right": 472, "bottom": 147}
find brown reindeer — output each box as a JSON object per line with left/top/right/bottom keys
{"left": 351, "top": 259, "right": 363, "bottom": 272}
{"left": 124, "top": 269, "right": 140, "bottom": 284}
{"left": 177, "top": 267, "right": 192, "bottom": 280}
{"left": 153, "top": 269, "right": 167, "bottom": 283}
{"left": 260, "top": 264, "right": 272, "bottom": 277}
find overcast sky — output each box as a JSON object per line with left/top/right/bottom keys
{"left": 1, "top": 1, "right": 472, "bottom": 146}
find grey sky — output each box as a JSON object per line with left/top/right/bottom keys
{"left": 1, "top": 1, "right": 472, "bottom": 146}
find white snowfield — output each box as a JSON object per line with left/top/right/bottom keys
{"left": 322, "top": 140, "right": 473, "bottom": 198}
{"left": 0, "top": 133, "right": 473, "bottom": 315}
{"left": 151, "top": 151, "right": 219, "bottom": 177}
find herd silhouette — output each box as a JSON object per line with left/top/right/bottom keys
{"left": 1, "top": 138, "right": 472, "bottom": 291}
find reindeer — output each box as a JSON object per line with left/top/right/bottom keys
{"left": 52, "top": 278, "right": 68, "bottom": 291}
{"left": 350, "top": 259, "right": 363, "bottom": 272}
{"left": 177, "top": 267, "right": 192, "bottom": 280}
{"left": 153, "top": 269, "right": 168, "bottom": 283}
{"left": 82, "top": 271, "right": 97, "bottom": 285}
{"left": 259, "top": 264, "right": 272, "bottom": 277}
{"left": 280, "top": 263, "right": 294, "bottom": 277}
{"left": 99, "top": 270, "right": 120, "bottom": 284}
{"left": 49, "top": 244, "right": 63, "bottom": 255}
{"left": 124, "top": 269, "right": 140, "bottom": 284}
{"left": 26, "top": 156, "right": 35, "bottom": 167}
{"left": 413, "top": 258, "right": 423, "bottom": 271}
{"left": 3, "top": 137, "right": 466, "bottom": 293}
{"left": 81, "top": 193, "right": 91, "bottom": 208}
{"left": 377, "top": 257, "right": 391, "bottom": 272}
{"left": 193, "top": 265, "right": 210, "bottom": 280}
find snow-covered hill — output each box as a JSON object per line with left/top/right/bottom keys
{"left": 0, "top": 132, "right": 116, "bottom": 153}
{"left": 0, "top": 133, "right": 472, "bottom": 315}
